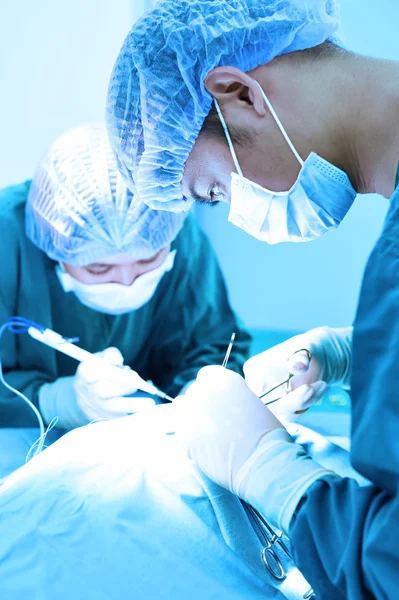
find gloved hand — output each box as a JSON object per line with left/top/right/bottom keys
{"left": 175, "top": 365, "right": 336, "bottom": 534}
{"left": 74, "top": 347, "right": 155, "bottom": 421}
{"left": 39, "top": 347, "right": 155, "bottom": 429}
{"left": 244, "top": 326, "right": 352, "bottom": 421}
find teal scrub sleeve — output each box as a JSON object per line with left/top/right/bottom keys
{"left": 0, "top": 183, "right": 54, "bottom": 426}
{"left": 290, "top": 478, "right": 394, "bottom": 600}
{"left": 290, "top": 184, "right": 399, "bottom": 599}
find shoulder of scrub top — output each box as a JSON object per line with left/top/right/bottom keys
{"left": 0, "top": 179, "right": 31, "bottom": 242}
{"left": 0, "top": 180, "right": 36, "bottom": 309}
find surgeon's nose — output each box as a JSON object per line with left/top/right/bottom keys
{"left": 114, "top": 265, "right": 139, "bottom": 286}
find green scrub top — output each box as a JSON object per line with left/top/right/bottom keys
{"left": 0, "top": 181, "right": 251, "bottom": 427}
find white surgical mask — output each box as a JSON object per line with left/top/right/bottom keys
{"left": 56, "top": 251, "right": 176, "bottom": 315}
{"left": 214, "top": 83, "right": 356, "bottom": 244}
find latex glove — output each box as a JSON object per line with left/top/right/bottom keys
{"left": 175, "top": 365, "right": 336, "bottom": 534}
{"left": 244, "top": 326, "right": 352, "bottom": 421}
{"left": 74, "top": 347, "right": 156, "bottom": 421}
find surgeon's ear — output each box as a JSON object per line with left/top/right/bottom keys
{"left": 204, "top": 67, "right": 266, "bottom": 116}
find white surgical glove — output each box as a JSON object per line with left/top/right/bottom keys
{"left": 74, "top": 347, "right": 156, "bottom": 421}
{"left": 244, "top": 326, "right": 352, "bottom": 421}
{"left": 39, "top": 347, "right": 155, "bottom": 428}
{"left": 175, "top": 365, "right": 336, "bottom": 534}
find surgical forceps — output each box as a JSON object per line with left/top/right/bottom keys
{"left": 259, "top": 349, "right": 312, "bottom": 406}
{"left": 243, "top": 502, "right": 316, "bottom": 598}
{"left": 222, "top": 332, "right": 236, "bottom": 367}
{"left": 222, "top": 337, "right": 312, "bottom": 409}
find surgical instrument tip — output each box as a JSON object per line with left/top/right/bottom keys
{"left": 150, "top": 388, "right": 174, "bottom": 402}
{"left": 222, "top": 332, "right": 236, "bottom": 368}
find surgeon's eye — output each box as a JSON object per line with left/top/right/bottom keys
{"left": 209, "top": 183, "right": 224, "bottom": 204}
{"left": 85, "top": 264, "right": 113, "bottom": 275}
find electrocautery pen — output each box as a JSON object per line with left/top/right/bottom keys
{"left": 28, "top": 325, "right": 173, "bottom": 401}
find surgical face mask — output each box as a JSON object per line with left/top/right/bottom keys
{"left": 56, "top": 251, "right": 176, "bottom": 315}
{"left": 214, "top": 83, "right": 356, "bottom": 244}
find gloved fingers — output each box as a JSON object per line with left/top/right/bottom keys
{"left": 92, "top": 378, "right": 139, "bottom": 399}
{"left": 244, "top": 332, "right": 328, "bottom": 397}
{"left": 244, "top": 349, "right": 286, "bottom": 395}
{"left": 76, "top": 395, "right": 156, "bottom": 422}
{"left": 287, "top": 349, "right": 311, "bottom": 376}
{"left": 178, "top": 380, "right": 196, "bottom": 395}
{"left": 77, "top": 359, "right": 105, "bottom": 385}
{"left": 267, "top": 381, "right": 327, "bottom": 416}
{"left": 104, "top": 396, "right": 156, "bottom": 415}
{"left": 289, "top": 356, "right": 324, "bottom": 391}
{"left": 97, "top": 347, "right": 124, "bottom": 366}
{"left": 245, "top": 351, "right": 303, "bottom": 398}
{"left": 76, "top": 347, "right": 125, "bottom": 385}
{"left": 307, "top": 380, "right": 327, "bottom": 399}
{"left": 76, "top": 402, "right": 109, "bottom": 422}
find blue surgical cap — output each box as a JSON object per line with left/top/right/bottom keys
{"left": 26, "top": 123, "right": 186, "bottom": 266}
{"left": 106, "top": 0, "right": 343, "bottom": 213}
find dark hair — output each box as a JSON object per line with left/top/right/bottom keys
{"left": 199, "top": 104, "right": 255, "bottom": 146}
{"left": 199, "top": 42, "right": 345, "bottom": 145}
{"left": 293, "top": 41, "right": 347, "bottom": 62}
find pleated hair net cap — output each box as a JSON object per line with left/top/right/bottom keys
{"left": 26, "top": 123, "right": 186, "bottom": 265}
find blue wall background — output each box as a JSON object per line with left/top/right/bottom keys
{"left": 0, "top": 0, "right": 135, "bottom": 188}
{"left": 195, "top": 0, "right": 398, "bottom": 332}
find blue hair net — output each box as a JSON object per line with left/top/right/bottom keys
{"left": 26, "top": 123, "right": 186, "bottom": 266}
{"left": 106, "top": 0, "right": 343, "bottom": 213}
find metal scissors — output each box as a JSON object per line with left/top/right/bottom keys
{"left": 259, "top": 348, "right": 312, "bottom": 406}
{"left": 243, "top": 503, "right": 316, "bottom": 598}
{"left": 244, "top": 502, "right": 291, "bottom": 580}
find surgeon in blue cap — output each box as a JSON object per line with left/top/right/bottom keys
{"left": 107, "top": 0, "right": 399, "bottom": 598}
{"left": 0, "top": 122, "right": 250, "bottom": 429}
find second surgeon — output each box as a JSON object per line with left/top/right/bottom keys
{"left": 0, "top": 123, "right": 250, "bottom": 428}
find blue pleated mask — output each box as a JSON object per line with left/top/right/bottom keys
{"left": 215, "top": 83, "right": 356, "bottom": 245}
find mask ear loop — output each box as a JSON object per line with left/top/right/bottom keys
{"left": 213, "top": 99, "right": 243, "bottom": 177}
{"left": 254, "top": 81, "right": 304, "bottom": 168}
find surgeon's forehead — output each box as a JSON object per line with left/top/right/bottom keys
{"left": 87, "top": 249, "right": 165, "bottom": 267}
